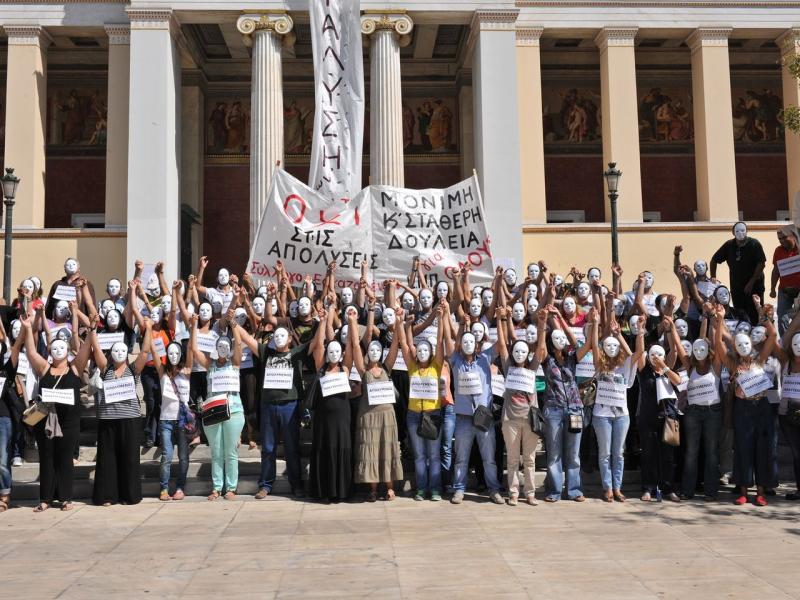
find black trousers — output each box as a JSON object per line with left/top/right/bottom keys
{"left": 637, "top": 413, "right": 676, "bottom": 494}
{"left": 141, "top": 366, "right": 161, "bottom": 445}
{"left": 33, "top": 416, "right": 80, "bottom": 503}
{"left": 240, "top": 368, "right": 259, "bottom": 444}
{"left": 93, "top": 418, "right": 142, "bottom": 505}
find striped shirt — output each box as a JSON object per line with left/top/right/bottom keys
{"left": 97, "top": 363, "right": 141, "bottom": 420}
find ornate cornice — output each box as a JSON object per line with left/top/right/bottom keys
{"left": 4, "top": 25, "right": 52, "bottom": 47}
{"left": 471, "top": 9, "right": 520, "bottom": 32}
{"left": 686, "top": 27, "right": 733, "bottom": 52}
{"left": 516, "top": 26, "right": 544, "bottom": 46}
{"left": 594, "top": 26, "right": 638, "bottom": 51}
{"left": 104, "top": 24, "right": 130, "bottom": 46}
{"left": 126, "top": 8, "right": 178, "bottom": 37}
{"left": 776, "top": 27, "right": 800, "bottom": 57}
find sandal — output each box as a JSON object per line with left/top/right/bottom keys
{"left": 173, "top": 489, "right": 185, "bottom": 501}
{"left": 207, "top": 490, "right": 221, "bottom": 501}
{"left": 224, "top": 491, "right": 237, "bottom": 501}
{"left": 189, "top": 437, "right": 201, "bottom": 449}
{"left": 33, "top": 502, "right": 49, "bottom": 513}
{"left": 0, "top": 498, "right": 9, "bottom": 512}
{"left": 507, "top": 493, "right": 519, "bottom": 506}
{"left": 159, "top": 489, "right": 172, "bottom": 502}
{"left": 60, "top": 501, "right": 74, "bottom": 511}
{"left": 385, "top": 489, "right": 396, "bottom": 501}
{"left": 526, "top": 494, "right": 538, "bottom": 506}
{"left": 602, "top": 490, "right": 614, "bottom": 503}
{"left": 613, "top": 491, "right": 626, "bottom": 503}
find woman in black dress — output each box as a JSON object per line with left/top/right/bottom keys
{"left": 21, "top": 312, "right": 92, "bottom": 512}
{"left": 308, "top": 308, "right": 354, "bottom": 502}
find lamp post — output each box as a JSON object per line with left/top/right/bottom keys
{"left": 1, "top": 168, "right": 20, "bottom": 303}
{"left": 603, "top": 162, "right": 622, "bottom": 265}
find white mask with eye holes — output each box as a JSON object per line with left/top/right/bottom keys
{"left": 54, "top": 301, "right": 70, "bottom": 320}
{"left": 675, "top": 319, "right": 689, "bottom": 339}
{"left": 680, "top": 340, "right": 693, "bottom": 356}
{"left": 298, "top": 297, "right": 312, "bottom": 317}
{"left": 252, "top": 297, "right": 266, "bottom": 316}
{"left": 734, "top": 333, "right": 752, "bottom": 358}
{"left": 588, "top": 268, "right": 601, "bottom": 284}
{"left": 150, "top": 306, "right": 164, "bottom": 324}
{"left": 107, "top": 278, "right": 121, "bottom": 297}
{"left": 512, "top": 341, "right": 529, "bottom": 366}
{"left": 481, "top": 290, "right": 494, "bottom": 308}
{"left": 527, "top": 263, "right": 540, "bottom": 280}
{"left": 644, "top": 272, "right": 654, "bottom": 289}
{"left": 161, "top": 295, "right": 172, "bottom": 314}
{"left": 217, "top": 268, "right": 230, "bottom": 286}
{"left": 629, "top": 315, "right": 642, "bottom": 336}
{"left": 211, "top": 299, "right": 224, "bottom": 316}
{"left": 64, "top": 258, "right": 78, "bottom": 276}
{"left": 602, "top": 336, "right": 621, "bottom": 358}
{"left": 647, "top": 344, "right": 666, "bottom": 366}
{"left": 750, "top": 326, "right": 766, "bottom": 345}
{"left": 326, "top": 341, "right": 342, "bottom": 364}
{"left": 234, "top": 307, "right": 248, "bottom": 327}
{"left": 341, "top": 287, "right": 354, "bottom": 305}
{"left": 715, "top": 286, "right": 731, "bottom": 306}
{"left": 31, "top": 276, "right": 41, "bottom": 293}
{"left": 468, "top": 298, "right": 482, "bottom": 318}
{"left": 692, "top": 339, "right": 710, "bottom": 361}
{"left": 734, "top": 222, "right": 747, "bottom": 242}
{"left": 470, "top": 322, "right": 486, "bottom": 343}
{"left": 503, "top": 269, "right": 517, "bottom": 287}
{"left": 146, "top": 275, "right": 160, "bottom": 297}
{"left": 460, "top": 333, "right": 476, "bottom": 356}
{"left": 419, "top": 289, "right": 433, "bottom": 310}
{"left": 526, "top": 283, "right": 537, "bottom": 298}
{"left": 10, "top": 320, "right": 21, "bottom": 341}
{"left": 512, "top": 303, "right": 525, "bottom": 323}
{"left": 562, "top": 297, "right": 576, "bottom": 316}
{"left": 270, "top": 298, "right": 278, "bottom": 315}
{"left": 576, "top": 282, "right": 591, "bottom": 300}
{"left": 50, "top": 339, "right": 69, "bottom": 361}
{"left": 416, "top": 341, "right": 432, "bottom": 364}
{"left": 289, "top": 301, "right": 299, "bottom": 318}
{"left": 99, "top": 299, "right": 115, "bottom": 319}
{"left": 339, "top": 325, "right": 349, "bottom": 345}
{"left": 792, "top": 333, "right": 800, "bottom": 357}
{"left": 694, "top": 260, "right": 708, "bottom": 278}
{"left": 256, "top": 285, "right": 268, "bottom": 298}
{"left": 401, "top": 293, "right": 415, "bottom": 311}
{"left": 367, "top": 341, "right": 383, "bottom": 364}
{"left": 436, "top": 282, "right": 449, "bottom": 300}
{"left": 106, "top": 309, "right": 121, "bottom": 330}
{"left": 199, "top": 303, "right": 213, "bottom": 323}
{"left": 373, "top": 305, "right": 383, "bottom": 323}
{"left": 382, "top": 307, "right": 396, "bottom": 327}
{"left": 525, "top": 324, "right": 538, "bottom": 345}
{"left": 554, "top": 274, "right": 564, "bottom": 287}
{"left": 551, "top": 329, "right": 568, "bottom": 351}
{"left": 21, "top": 279, "right": 34, "bottom": 295}
{"left": 167, "top": 342, "right": 182, "bottom": 367}
{"left": 273, "top": 327, "right": 290, "bottom": 349}
{"left": 736, "top": 322, "right": 752, "bottom": 336}
{"left": 110, "top": 342, "right": 128, "bottom": 365}
{"left": 527, "top": 297, "right": 539, "bottom": 317}
{"left": 613, "top": 299, "right": 625, "bottom": 317}
{"left": 471, "top": 286, "right": 483, "bottom": 299}
{"left": 216, "top": 337, "right": 232, "bottom": 360}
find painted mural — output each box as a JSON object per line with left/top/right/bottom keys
{"left": 207, "top": 98, "right": 252, "bottom": 154}
{"left": 402, "top": 97, "right": 458, "bottom": 153}
{"left": 541, "top": 86, "right": 602, "bottom": 143}
{"left": 48, "top": 87, "right": 107, "bottom": 147}
{"left": 731, "top": 86, "right": 784, "bottom": 143}
{"left": 637, "top": 86, "right": 693, "bottom": 143}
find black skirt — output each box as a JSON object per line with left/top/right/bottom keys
{"left": 309, "top": 387, "right": 352, "bottom": 500}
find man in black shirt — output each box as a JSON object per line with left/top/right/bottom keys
{"left": 711, "top": 221, "right": 766, "bottom": 324}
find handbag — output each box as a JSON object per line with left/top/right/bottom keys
{"left": 417, "top": 411, "right": 441, "bottom": 441}
{"left": 472, "top": 404, "right": 494, "bottom": 432}
{"left": 22, "top": 401, "right": 48, "bottom": 426}
{"left": 662, "top": 416, "right": 680, "bottom": 446}
{"left": 580, "top": 380, "right": 597, "bottom": 407}
{"left": 568, "top": 412, "right": 583, "bottom": 433}
{"left": 528, "top": 405, "right": 544, "bottom": 436}
{"left": 200, "top": 393, "right": 231, "bottom": 427}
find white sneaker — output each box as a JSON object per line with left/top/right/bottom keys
{"left": 11, "top": 457, "right": 22, "bottom": 467}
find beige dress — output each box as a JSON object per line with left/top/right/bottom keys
{"left": 354, "top": 367, "right": 404, "bottom": 483}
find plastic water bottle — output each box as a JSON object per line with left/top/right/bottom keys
{"left": 655, "top": 488, "right": 663, "bottom": 503}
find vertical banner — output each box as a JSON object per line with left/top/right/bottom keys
{"left": 308, "top": 0, "right": 365, "bottom": 202}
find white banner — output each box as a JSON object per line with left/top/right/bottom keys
{"left": 308, "top": 0, "right": 364, "bottom": 202}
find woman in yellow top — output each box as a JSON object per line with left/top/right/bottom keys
{"left": 398, "top": 303, "right": 448, "bottom": 501}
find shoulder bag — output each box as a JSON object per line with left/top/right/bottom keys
{"left": 201, "top": 393, "right": 231, "bottom": 427}
{"left": 417, "top": 410, "right": 442, "bottom": 440}
{"left": 662, "top": 416, "right": 680, "bottom": 446}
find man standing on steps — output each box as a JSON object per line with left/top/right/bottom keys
{"left": 711, "top": 221, "right": 766, "bottom": 325}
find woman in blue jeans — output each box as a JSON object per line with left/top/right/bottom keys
{"left": 772, "top": 311, "right": 800, "bottom": 499}
{"left": 591, "top": 315, "right": 643, "bottom": 502}
{"left": 540, "top": 307, "right": 594, "bottom": 502}
{"left": 0, "top": 326, "right": 25, "bottom": 512}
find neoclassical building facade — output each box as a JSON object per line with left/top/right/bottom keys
{"left": 0, "top": 1, "right": 799, "bottom": 291}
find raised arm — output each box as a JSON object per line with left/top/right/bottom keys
{"left": 496, "top": 305, "right": 509, "bottom": 363}
{"left": 195, "top": 256, "right": 209, "bottom": 296}
{"left": 231, "top": 320, "right": 243, "bottom": 367}
{"left": 71, "top": 321, "right": 93, "bottom": 374}
{"left": 349, "top": 312, "right": 366, "bottom": 376}
{"left": 310, "top": 308, "right": 328, "bottom": 371}
{"left": 88, "top": 321, "right": 108, "bottom": 372}
{"left": 534, "top": 309, "right": 547, "bottom": 364}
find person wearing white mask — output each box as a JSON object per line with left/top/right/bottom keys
{"left": 21, "top": 314, "right": 92, "bottom": 513}
{"left": 45, "top": 257, "right": 96, "bottom": 318}
{"left": 674, "top": 245, "right": 713, "bottom": 338}
{"left": 770, "top": 224, "right": 800, "bottom": 335}
{"left": 88, "top": 317, "right": 151, "bottom": 506}
{"left": 713, "top": 302, "right": 776, "bottom": 506}
{"left": 633, "top": 271, "right": 659, "bottom": 318}
{"left": 150, "top": 319, "right": 195, "bottom": 502}
{"left": 195, "top": 256, "right": 236, "bottom": 315}
{"left": 591, "top": 315, "right": 643, "bottom": 502}
{"left": 711, "top": 221, "right": 766, "bottom": 324}
{"left": 559, "top": 295, "right": 584, "bottom": 329}
{"left": 774, "top": 310, "right": 800, "bottom": 500}
{"left": 193, "top": 319, "right": 245, "bottom": 501}
{"left": 0, "top": 319, "right": 26, "bottom": 512}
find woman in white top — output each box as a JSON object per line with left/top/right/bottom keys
{"left": 772, "top": 309, "right": 800, "bottom": 500}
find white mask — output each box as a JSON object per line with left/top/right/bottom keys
{"left": 146, "top": 275, "right": 160, "bottom": 296}
{"left": 106, "top": 309, "right": 121, "bottom": 329}
{"left": 551, "top": 329, "right": 568, "bottom": 351}
{"left": 512, "top": 341, "right": 529, "bottom": 365}
{"left": 416, "top": 342, "right": 432, "bottom": 363}
{"left": 733, "top": 222, "right": 747, "bottom": 242}
{"left": 511, "top": 303, "right": 524, "bottom": 323}
{"left": 50, "top": 340, "right": 69, "bottom": 361}
{"left": 468, "top": 298, "right": 482, "bottom": 318}
{"left": 481, "top": 290, "right": 493, "bottom": 308}
{"left": 644, "top": 272, "right": 654, "bottom": 289}
{"left": 100, "top": 299, "right": 115, "bottom": 319}
{"left": 460, "top": 333, "right": 476, "bottom": 355}
{"left": 715, "top": 286, "right": 730, "bottom": 306}
{"left": 217, "top": 268, "right": 230, "bottom": 286}
{"left": 471, "top": 286, "right": 483, "bottom": 299}
{"left": 562, "top": 297, "right": 576, "bottom": 316}
{"left": 273, "top": 327, "right": 290, "bottom": 349}
{"left": 54, "top": 301, "right": 70, "bottom": 320}
{"left": 341, "top": 287, "right": 354, "bottom": 305}
{"left": 527, "top": 263, "right": 540, "bottom": 280}
{"left": 734, "top": 333, "right": 752, "bottom": 358}
{"left": 107, "top": 278, "right": 121, "bottom": 296}
{"left": 199, "top": 303, "right": 213, "bottom": 322}
{"left": 525, "top": 324, "right": 538, "bottom": 345}
{"left": 21, "top": 279, "right": 34, "bottom": 295}
{"left": 587, "top": 268, "right": 601, "bottom": 284}
{"left": 167, "top": 343, "right": 182, "bottom": 366}
{"left": 211, "top": 298, "right": 224, "bottom": 315}
{"left": 401, "top": 293, "right": 415, "bottom": 311}
{"left": 602, "top": 336, "right": 621, "bottom": 358}
{"left": 339, "top": 324, "right": 349, "bottom": 345}
{"left": 110, "top": 342, "right": 128, "bottom": 365}
{"left": 234, "top": 307, "right": 248, "bottom": 327}
{"left": 252, "top": 297, "right": 266, "bottom": 316}
{"left": 256, "top": 285, "right": 268, "bottom": 298}
{"left": 576, "top": 282, "right": 591, "bottom": 300}
{"left": 554, "top": 274, "right": 564, "bottom": 287}
{"left": 680, "top": 340, "right": 693, "bottom": 356}
{"left": 675, "top": 319, "right": 688, "bottom": 339}
{"left": 527, "top": 297, "right": 539, "bottom": 317}
{"left": 10, "top": 320, "right": 21, "bottom": 340}
{"left": 694, "top": 260, "right": 707, "bottom": 278}
{"left": 216, "top": 337, "right": 232, "bottom": 360}
{"left": 31, "top": 276, "right": 41, "bottom": 292}
{"left": 64, "top": 258, "right": 78, "bottom": 276}
{"left": 692, "top": 339, "right": 710, "bottom": 361}
{"left": 382, "top": 307, "right": 396, "bottom": 327}
{"left": 470, "top": 322, "right": 486, "bottom": 343}
{"left": 367, "top": 341, "right": 383, "bottom": 363}
{"left": 373, "top": 305, "right": 383, "bottom": 323}
{"left": 298, "top": 297, "right": 312, "bottom": 317}
{"left": 613, "top": 299, "right": 625, "bottom": 317}
{"left": 503, "top": 269, "right": 517, "bottom": 287}
{"left": 150, "top": 306, "right": 164, "bottom": 324}
{"left": 647, "top": 344, "right": 665, "bottom": 366}
{"left": 326, "top": 341, "right": 342, "bottom": 364}
{"left": 792, "top": 333, "right": 800, "bottom": 357}
{"left": 420, "top": 289, "right": 433, "bottom": 309}
{"left": 270, "top": 298, "right": 278, "bottom": 315}
{"left": 161, "top": 295, "right": 172, "bottom": 314}
{"left": 736, "top": 322, "right": 752, "bottom": 336}
{"left": 289, "top": 301, "right": 299, "bottom": 318}
{"left": 436, "top": 282, "right": 449, "bottom": 300}
{"left": 629, "top": 315, "right": 640, "bottom": 336}
{"left": 751, "top": 326, "right": 766, "bottom": 345}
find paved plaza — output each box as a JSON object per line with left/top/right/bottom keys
{"left": 2, "top": 493, "right": 799, "bottom": 599}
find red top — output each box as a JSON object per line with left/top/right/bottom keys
{"left": 773, "top": 246, "right": 800, "bottom": 289}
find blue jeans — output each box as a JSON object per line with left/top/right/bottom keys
{"left": 440, "top": 404, "right": 456, "bottom": 490}
{"left": 453, "top": 414, "right": 501, "bottom": 493}
{"left": 778, "top": 289, "right": 794, "bottom": 336}
{"left": 259, "top": 400, "right": 302, "bottom": 492}
{"left": 159, "top": 420, "right": 189, "bottom": 491}
{"left": 593, "top": 414, "right": 630, "bottom": 491}
{"left": 407, "top": 410, "right": 442, "bottom": 494}
{"left": 779, "top": 414, "right": 800, "bottom": 490}
{"left": 682, "top": 404, "right": 722, "bottom": 498}
{"left": 0, "top": 416, "right": 12, "bottom": 495}
{"left": 542, "top": 406, "right": 583, "bottom": 500}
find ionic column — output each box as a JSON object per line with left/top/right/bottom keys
{"left": 595, "top": 27, "right": 643, "bottom": 223}
{"left": 361, "top": 12, "right": 413, "bottom": 187}
{"left": 3, "top": 25, "right": 50, "bottom": 228}
{"left": 687, "top": 27, "right": 738, "bottom": 221}
{"left": 104, "top": 24, "right": 130, "bottom": 227}
{"left": 777, "top": 28, "right": 800, "bottom": 216}
{"left": 516, "top": 26, "right": 546, "bottom": 224}
{"left": 237, "top": 13, "right": 294, "bottom": 243}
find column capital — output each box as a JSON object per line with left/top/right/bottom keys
{"left": 686, "top": 27, "right": 733, "bottom": 52}
{"left": 3, "top": 25, "right": 52, "bottom": 47}
{"left": 516, "top": 26, "right": 544, "bottom": 47}
{"left": 776, "top": 27, "right": 800, "bottom": 57}
{"left": 237, "top": 12, "right": 294, "bottom": 48}
{"left": 470, "top": 9, "right": 519, "bottom": 33}
{"left": 360, "top": 12, "right": 413, "bottom": 37}
{"left": 594, "top": 27, "right": 638, "bottom": 51}
{"left": 126, "top": 8, "right": 178, "bottom": 37}
{"left": 104, "top": 24, "right": 130, "bottom": 45}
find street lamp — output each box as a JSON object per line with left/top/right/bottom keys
{"left": 1, "top": 168, "right": 20, "bottom": 303}
{"left": 603, "top": 162, "right": 622, "bottom": 266}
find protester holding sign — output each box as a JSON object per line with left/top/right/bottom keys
{"left": 711, "top": 222, "right": 766, "bottom": 324}
{"left": 88, "top": 316, "right": 151, "bottom": 506}
{"left": 770, "top": 224, "right": 800, "bottom": 334}
{"left": 770, "top": 308, "right": 800, "bottom": 500}
{"left": 44, "top": 257, "right": 96, "bottom": 319}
